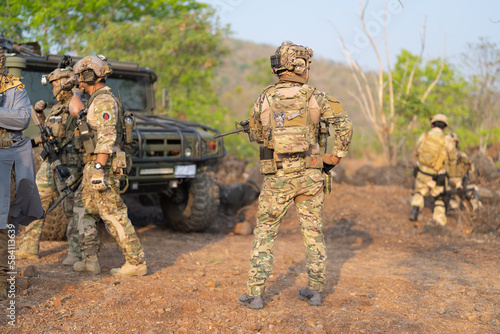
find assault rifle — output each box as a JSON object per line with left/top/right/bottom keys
{"left": 30, "top": 106, "right": 72, "bottom": 182}
{"left": 46, "top": 174, "right": 82, "bottom": 215}
{"left": 214, "top": 119, "right": 253, "bottom": 142}
{"left": 0, "top": 34, "right": 40, "bottom": 57}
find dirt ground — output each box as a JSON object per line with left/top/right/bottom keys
{"left": 1, "top": 166, "right": 499, "bottom": 333}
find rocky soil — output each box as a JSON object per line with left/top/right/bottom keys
{"left": 1, "top": 159, "right": 499, "bottom": 334}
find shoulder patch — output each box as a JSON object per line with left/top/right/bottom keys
{"left": 101, "top": 110, "right": 112, "bottom": 123}
{"left": 95, "top": 101, "right": 115, "bottom": 125}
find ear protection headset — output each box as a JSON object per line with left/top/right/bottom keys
{"left": 80, "top": 69, "right": 98, "bottom": 84}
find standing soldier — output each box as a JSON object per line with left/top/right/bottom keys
{"left": 409, "top": 114, "right": 457, "bottom": 234}
{"left": 446, "top": 133, "right": 482, "bottom": 213}
{"left": 238, "top": 41, "right": 353, "bottom": 309}
{"left": 17, "top": 66, "right": 82, "bottom": 265}
{"left": 0, "top": 52, "right": 43, "bottom": 299}
{"left": 69, "top": 55, "right": 146, "bottom": 276}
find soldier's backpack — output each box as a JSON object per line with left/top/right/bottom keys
{"left": 417, "top": 131, "right": 445, "bottom": 170}
{"left": 265, "top": 83, "right": 316, "bottom": 154}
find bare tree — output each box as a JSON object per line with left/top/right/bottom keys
{"left": 461, "top": 37, "right": 500, "bottom": 153}
{"left": 332, "top": 0, "right": 444, "bottom": 165}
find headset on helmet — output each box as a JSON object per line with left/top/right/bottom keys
{"left": 430, "top": 113, "right": 448, "bottom": 127}
{"left": 270, "top": 41, "right": 313, "bottom": 76}
{"left": 73, "top": 54, "right": 112, "bottom": 84}
{"left": 41, "top": 67, "right": 77, "bottom": 98}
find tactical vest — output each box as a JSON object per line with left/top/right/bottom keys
{"left": 264, "top": 83, "right": 316, "bottom": 154}
{"left": 46, "top": 104, "right": 72, "bottom": 142}
{"left": 417, "top": 131, "right": 446, "bottom": 170}
{"left": 77, "top": 89, "right": 133, "bottom": 154}
{"left": 46, "top": 104, "right": 80, "bottom": 166}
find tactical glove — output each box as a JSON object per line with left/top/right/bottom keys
{"left": 91, "top": 167, "right": 107, "bottom": 192}
{"left": 72, "top": 87, "right": 82, "bottom": 97}
{"left": 34, "top": 100, "right": 47, "bottom": 113}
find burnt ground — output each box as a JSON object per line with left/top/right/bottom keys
{"left": 1, "top": 162, "right": 499, "bottom": 333}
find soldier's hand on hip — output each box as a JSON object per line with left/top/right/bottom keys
{"left": 91, "top": 167, "right": 107, "bottom": 192}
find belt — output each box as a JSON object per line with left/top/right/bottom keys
{"left": 417, "top": 167, "right": 436, "bottom": 177}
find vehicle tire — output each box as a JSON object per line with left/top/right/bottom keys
{"left": 41, "top": 208, "right": 68, "bottom": 241}
{"left": 160, "top": 171, "right": 220, "bottom": 232}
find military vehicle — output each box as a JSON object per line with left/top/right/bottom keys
{"left": 2, "top": 37, "right": 225, "bottom": 239}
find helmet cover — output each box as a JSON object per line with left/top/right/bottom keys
{"left": 270, "top": 41, "right": 313, "bottom": 76}
{"left": 73, "top": 55, "right": 112, "bottom": 83}
{"left": 430, "top": 113, "right": 448, "bottom": 127}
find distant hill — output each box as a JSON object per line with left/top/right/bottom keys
{"left": 213, "top": 38, "right": 371, "bottom": 131}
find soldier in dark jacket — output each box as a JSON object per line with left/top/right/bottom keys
{"left": 0, "top": 52, "right": 43, "bottom": 299}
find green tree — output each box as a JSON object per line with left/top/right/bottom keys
{"left": 0, "top": 0, "right": 203, "bottom": 53}
{"left": 461, "top": 37, "right": 500, "bottom": 153}
{"left": 74, "top": 13, "right": 229, "bottom": 123}
{"left": 390, "top": 49, "right": 471, "bottom": 159}
{"left": 0, "top": 0, "right": 251, "bottom": 156}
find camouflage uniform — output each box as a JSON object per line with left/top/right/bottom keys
{"left": 245, "top": 76, "right": 353, "bottom": 297}
{"left": 78, "top": 87, "right": 145, "bottom": 266}
{"left": 411, "top": 127, "right": 457, "bottom": 225}
{"left": 448, "top": 150, "right": 482, "bottom": 213}
{"left": 18, "top": 94, "right": 81, "bottom": 259}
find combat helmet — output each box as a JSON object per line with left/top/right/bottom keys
{"left": 42, "top": 67, "right": 76, "bottom": 98}
{"left": 430, "top": 113, "right": 448, "bottom": 127}
{"left": 270, "top": 41, "right": 313, "bottom": 76}
{"left": 73, "top": 54, "right": 112, "bottom": 84}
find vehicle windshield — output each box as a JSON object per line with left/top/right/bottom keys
{"left": 21, "top": 69, "right": 151, "bottom": 112}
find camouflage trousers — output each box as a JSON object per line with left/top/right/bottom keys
{"left": 17, "top": 161, "right": 81, "bottom": 256}
{"left": 77, "top": 162, "right": 145, "bottom": 265}
{"left": 449, "top": 177, "right": 482, "bottom": 212}
{"left": 411, "top": 171, "right": 447, "bottom": 225}
{"left": 246, "top": 168, "right": 326, "bottom": 296}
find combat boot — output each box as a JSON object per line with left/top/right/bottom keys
{"left": 62, "top": 253, "right": 80, "bottom": 266}
{"left": 409, "top": 206, "right": 419, "bottom": 221}
{"left": 110, "top": 262, "right": 147, "bottom": 277}
{"left": 16, "top": 249, "right": 39, "bottom": 260}
{"left": 73, "top": 256, "right": 101, "bottom": 275}
{"left": 238, "top": 293, "right": 264, "bottom": 309}
{"left": 298, "top": 288, "right": 322, "bottom": 306}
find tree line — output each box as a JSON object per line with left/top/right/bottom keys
{"left": 1, "top": 0, "right": 498, "bottom": 163}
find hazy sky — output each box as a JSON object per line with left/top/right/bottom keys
{"left": 201, "top": 0, "right": 500, "bottom": 69}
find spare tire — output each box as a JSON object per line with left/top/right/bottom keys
{"left": 41, "top": 208, "right": 68, "bottom": 241}
{"left": 160, "top": 171, "right": 219, "bottom": 232}
{"left": 32, "top": 147, "right": 68, "bottom": 241}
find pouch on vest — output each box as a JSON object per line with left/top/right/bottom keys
{"left": 281, "top": 157, "right": 305, "bottom": 173}
{"left": 76, "top": 119, "right": 95, "bottom": 154}
{"left": 124, "top": 112, "right": 135, "bottom": 145}
{"left": 112, "top": 151, "right": 132, "bottom": 177}
{"left": 259, "top": 147, "right": 277, "bottom": 174}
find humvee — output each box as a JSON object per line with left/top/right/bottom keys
{"left": 2, "top": 38, "right": 225, "bottom": 239}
